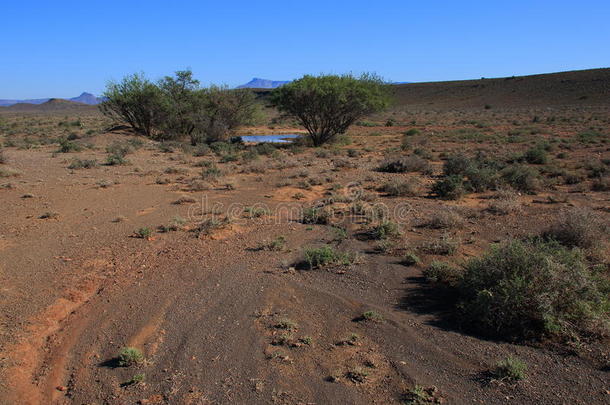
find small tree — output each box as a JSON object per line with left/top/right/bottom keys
{"left": 99, "top": 73, "right": 165, "bottom": 138}
{"left": 271, "top": 74, "right": 390, "bottom": 146}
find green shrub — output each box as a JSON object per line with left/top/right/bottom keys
{"left": 443, "top": 155, "right": 472, "bottom": 176}
{"left": 380, "top": 178, "right": 419, "bottom": 196}
{"left": 402, "top": 252, "right": 421, "bottom": 266}
{"left": 360, "top": 310, "right": 383, "bottom": 322}
{"left": 135, "top": 227, "right": 152, "bottom": 239}
{"left": 501, "top": 165, "right": 540, "bottom": 193}
{"left": 106, "top": 153, "right": 128, "bottom": 166}
{"left": 577, "top": 130, "right": 607, "bottom": 144}
{"left": 486, "top": 190, "right": 521, "bottom": 215}
{"left": 423, "top": 261, "right": 463, "bottom": 286}
{"left": 302, "top": 207, "right": 332, "bottom": 225}
{"left": 421, "top": 234, "right": 460, "bottom": 255}
{"left": 118, "top": 347, "right": 144, "bottom": 367}
{"left": 494, "top": 357, "right": 527, "bottom": 381}
{"left": 524, "top": 147, "right": 548, "bottom": 164}
{"left": 465, "top": 166, "right": 500, "bottom": 192}
{"left": 432, "top": 175, "right": 466, "bottom": 200}
{"left": 458, "top": 239, "right": 609, "bottom": 340}
{"left": 370, "top": 221, "right": 401, "bottom": 240}
{"left": 586, "top": 160, "right": 608, "bottom": 178}
{"left": 68, "top": 159, "right": 98, "bottom": 169}
{"left": 201, "top": 166, "right": 222, "bottom": 180}
{"left": 123, "top": 373, "right": 145, "bottom": 386}
{"left": 592, "top": 176, "right": 610, "bottom": 191}
{"left": 402, "top": 385, "right": 435, "bottom": 404}
{"left": 424, "top": 208, "right": 464, "bottom": 229}
{"left": 442, "top": 154, "right": 501, "bottom": 193}
{"left": 106, "top": 141, "right": 133, "bottom": 157}
{"left": 303, "top": 246, "right": 352, "bottom": 269}
{"left": 194, "top": 217, "right": 230, "bottom": 237}
{"left": 57, "top": 139, "right": 82, "bottom": 153}
{"left": 266, "top": 236, "right": 287, "bottom": 251}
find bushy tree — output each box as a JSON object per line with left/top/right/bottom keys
{"left": 100, "top": 70, "right": 257, "bottom": 143}
{"left": 270, "top": 74, "right": 390, "bottom": 146}
{"left": 99, "top": 73, "right": 165, "bottom": 138}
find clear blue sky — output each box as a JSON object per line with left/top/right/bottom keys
{"left": 2, "top": 0, "right": 609, "bottom": 98}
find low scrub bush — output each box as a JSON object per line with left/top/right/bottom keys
{"left": 423, "top": 208, "right": 464, "bottom": 229}
{"left": 501, "top": 165, "right": 541, "bottom": 193}
{"left": 431, "top": 175, "right": 466, "bottom": 200}
{"left": 494, "top": 357, "right": 527, "bottom": 381}
{"left": 591, "top": 176, "right": 610, "bottom": 191}
{"left": 370, "top": 221, "right": 401, "bottom": 240}
{"left": 423, "top": 261, "right": 463, "bottom": 287}
{"left": 378, "top": 155, "right": 431, "bottom": 174}
{"left": 68, "top": 159, "right": 98, "bottom": 169}
{"left": 379, "top": 178, "right": 419, "bottom": 196}
{"left": 57, "top": 139, "right": 82, "bottom": 153}
{"left": 302, "top": 207, "right": 332, "bottom": 225}
{"left": 542, "top": 208, "right": 606, "bottom": 250}
{"left": 303, "top": 246, "right": 353, "bottom": 269}
{"left": 458, "top": 239, "right": 609, "bottom": 340}
{"left": 402, "top": 252, "right": 421, "bottom": 266}
{"left": 523, "top": 147, "right": 548, "bottom": 164}
{"left": 485, "top": 190, "right": 521, "bottom": 215}
{"left": 118, "top": 347, "right": 144, "bottom": 367}
{"left": 421, "top": 234, "right": 460, "bottom": 255}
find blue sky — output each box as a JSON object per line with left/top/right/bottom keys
{"left": 1, "top": 0, "right": 609, "bottom": 98}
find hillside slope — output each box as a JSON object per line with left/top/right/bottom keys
{"left": 391, "top": 68, "right": 610, "bottom": 109}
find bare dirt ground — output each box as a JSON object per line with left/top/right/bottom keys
{"left": 0, "top": 92, "right": 609, "bottom": 404}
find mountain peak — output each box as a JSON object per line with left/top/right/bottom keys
{"left": 237, "top": 78, "right": 290, "bottom": 89}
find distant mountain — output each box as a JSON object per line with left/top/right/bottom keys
{"left": 237, "top": 78, "right": 290, "bottom": 89}
{"left": 0, "top": 92, "right": 103, "bottom": 107}
{"left": 69, "top": 92, "right": 103, "bottom": 105}
{"left": 1, "top": 98, "right": 98, "bottom": 112}
{"left": 0, "top": 97, "right": 49, "bottom": 107}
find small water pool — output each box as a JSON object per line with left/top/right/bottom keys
{"left": 239, "top": 134, "right": 301, "bottom": 143}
